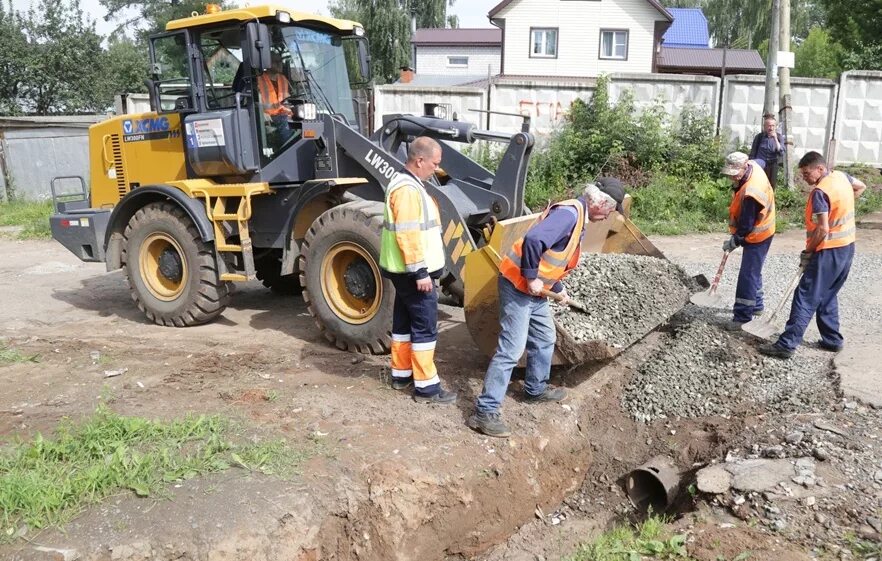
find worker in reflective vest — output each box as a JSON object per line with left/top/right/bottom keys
{"left": 760, "top": 151, "right": 866, "bottom": 359}
{"left": 257, "top": 52, "right": 293, "bottom": 142}
{"left": 379, "top": 137, "right": 457, "bottom": 404}
{"left": 468, "top": 180, "right": 625, "bottom": 438}
{"left": 720, "top": 151, "right": 776, "bottom": 329}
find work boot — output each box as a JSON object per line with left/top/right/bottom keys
{"left": 467, "top": 411, "right": 512, "bottom": 438}
{"left": 391, "top": 377, "right": 413, "bottom": 390}
{"left": 413, "top": 387, "right": 458, "bottom": 405}
{"left": 758, "top": 343, "right": 793, "bottom": 359}
{"left": 524, "top": 385, "right": 568, "bottom": 403}
{"left": 723, "top": 320, "right": 747, "bottom": 331}
{"left": 816, "top": 340, "right": 843, "bottom": 352}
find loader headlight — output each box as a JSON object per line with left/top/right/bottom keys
{"left": 353, "top": 26, "right": 365, "bottom": 37}
{"left": 276, "top": 10, "right": 291, "bottom": 23}
{"left": 292, "top": 102, "right": 317, "bottom": 121}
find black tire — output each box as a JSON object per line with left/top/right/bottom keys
{"left": 121, "top": 202, "right": 231, "bottom": 326}
{"left": 298, "top": 201, "right": 392, "bottom": 354}
{"left": 255, "top": 250, "right": 302, "bottom": 295}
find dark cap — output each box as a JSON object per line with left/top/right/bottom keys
{"left": 595, "top": 177, "right": 625, "bottom": 213}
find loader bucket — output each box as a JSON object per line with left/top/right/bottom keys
{"left": 463, "top": 196, "right": 671, "bottom": 366}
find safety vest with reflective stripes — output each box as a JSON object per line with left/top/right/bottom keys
{"left": 380, "top": 172, "right": 446, "bottom": 274}
{"left": 729, "top": 160, "right": 776, "bottom": 244}
{"left": 805, "top": 170, "right": 856, "bottom": 251}
{"left": 499, "top": 200, "right": 585, "bottom": 295}
{"left": 257, "top": 73, "right": 290, "bottom": 117}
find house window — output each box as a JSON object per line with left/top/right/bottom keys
{"left": 530, "top": 28, "right": 558, "bottom": 58}
{"left": 600, "top": 30, "right": 628, "bottom": 60}
{"left": 447, "top": 56, "right": 469, "bottom": 67}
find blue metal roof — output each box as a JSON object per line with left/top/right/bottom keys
{"left": 663, "top": 8, "right": 709, "bottom": 48}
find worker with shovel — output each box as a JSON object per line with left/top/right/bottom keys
{"left": 468, "top": 181, "right": 624, "bottom": 438}
{"left": 759, "top": 151, "right": 866, "bottom": 359}
{"left": 719, "top": 151, "right": 776, "bottom": 330}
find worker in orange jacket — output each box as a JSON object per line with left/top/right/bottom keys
{"left": 720, "top": 151, "right": 776, "bottom": 329}
{"left": 468, "top": 181, "right": 624, "bottom": 438}
{"left": 379, "top": 137, "right": 457, "bottom": 404}
{"left": 257, "top": 52, "right": 293, "bottom": 143}
{"left": 760, "top": 151, "right": 866, "bottom": 359}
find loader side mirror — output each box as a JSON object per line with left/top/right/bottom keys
{"left": 357, "top": 38, "right": 371, "bottom": 82}
{"left": 246, "top": 22, "right": 272, "bottom": 71}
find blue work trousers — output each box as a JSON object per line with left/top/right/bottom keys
{"left": 777, "top": 243, "right": 854, "bottom": 351}
{"left": 475, "top": 276, "right": 556, "bottom": 414}
{"left": 389, "top": 274, "right": 440, "bottom": 397}
{"left": 733, "top": 237, "right": 773, "bottom": 323}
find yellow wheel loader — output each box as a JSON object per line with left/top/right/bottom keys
{"left": 49, "top": 3, "right": 674, "bottom": 364}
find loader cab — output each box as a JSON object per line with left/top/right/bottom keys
{"left": 147, "top": 5, "right": 371, "bottom": 180}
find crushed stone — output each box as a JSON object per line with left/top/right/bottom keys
{"left": 555, "top": 254, "right": 692, "bottom": 349}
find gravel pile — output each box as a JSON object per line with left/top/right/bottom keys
{"left": 555, "top": 254, "right": 692, "bottom": 349}
{"left": 622, "top": 321, "right": 836, "bottom": 423}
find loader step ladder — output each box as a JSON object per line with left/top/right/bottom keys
{"left": 191, "top": 184, "right": 270, "bottom": 283}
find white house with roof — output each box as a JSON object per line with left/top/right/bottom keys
{"left": 487, "top": 0, "right": 674, "bottom": 76}
{"left": 410, "top": 28, "right": 502, "bottom": 82}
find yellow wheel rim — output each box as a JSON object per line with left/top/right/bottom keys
{"left": 139, "top": 233, "right": 189, "bottom": 302}
{"left": 320, "top": 242, "right": 382, "bottom": 325}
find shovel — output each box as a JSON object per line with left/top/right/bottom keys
{"left": 741, "top": 265, "right": 804, "bottom": 339}
{"left": 542, "top": 289, "right": 588, "bottom": 312}
{"left": 690, "top": 251, "right": 730, "bottom": 308}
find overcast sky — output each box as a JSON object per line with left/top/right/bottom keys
{"left": 10, "top": 0, "right": 500, "bottom": 36}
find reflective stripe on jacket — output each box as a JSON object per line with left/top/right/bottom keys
{"left": 499, "top": 199, "right": 585, "bottom": 294}
{"left": 257, "top": 73, "right": 290, "bottom": 117}
{"left": 806, "top": 170, "right": 856, "bottom": 251}
{"left": 729, "top": 160, "right": 776, "bottom": 243}
{"left": 380, "top": 172, "right": 445, "bottom": 274}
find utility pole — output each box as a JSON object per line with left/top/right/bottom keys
{"left": 779, "top": 0, "right": 794, "bottom": 189}
{"left": 763, "top": 0, "right": 780, "bottom": 117}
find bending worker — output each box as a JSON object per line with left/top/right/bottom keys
{"left": 760, "top": 151, "right": 866, "bottom": 359}
{"left": 468, "top": 181, "right": 624, "bottom": 438}
{"left": 380, "top": 136, "right": 457, "bottom": 404}
{"left": 720, "top": 151, "right": 776, "bottom": 329}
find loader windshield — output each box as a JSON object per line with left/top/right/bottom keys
{"left": 282, "top": 26, "right": 358, "bottom": 124}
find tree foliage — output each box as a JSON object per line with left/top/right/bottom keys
{"left": 0, "top": 1, "right": 28, "bottom": 115}
{"left": 329, "top": 0, "right": 457, "bottom": 84}
{"left": 794, "top": 27, "right": 842, "bottom": 78}
{"left": 99, "top": 0, "right": 232, "bottom": 41}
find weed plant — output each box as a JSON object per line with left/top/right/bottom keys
{"left": 0, "top": 406, "right": 312, "bottom": 540}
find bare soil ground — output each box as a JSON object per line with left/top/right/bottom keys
{"left": 0, "top": 227, "right": 880, "bottom": 561}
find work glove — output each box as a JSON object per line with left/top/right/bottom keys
{"left": 558, "top": 287, "right": 570, "bottom": 307}
{"left": 799, "top": 250, "right": 812, "bottom": 269}
{"left": 722, "top": 236, "right": 738, "bottom": 253}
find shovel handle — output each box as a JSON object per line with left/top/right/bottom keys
{"left": 766, "top": 265, "right": 805, "bottom": 323}
{"left": 709, "top": 251, "right": 730, "bottom": 293}
{"left": 540, "top": 289, "right": 586, "bottom": 311}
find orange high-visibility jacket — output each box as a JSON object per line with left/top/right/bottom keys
{"left": 380, "top": 172, "right": 445, "bottom": 275}
{"left": 806, "top": 170, "right": 856, "bottom": 251}
{"left": 257, "top": 73, "right": 290, "bottom": 117}
{"left": 499, "top": 200, "right": 585, "bottom": 294}
{"left": 729, "top": 160, "right": 776, "bottom": 244}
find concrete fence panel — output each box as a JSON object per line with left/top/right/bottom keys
{"left": 721, "top": 74, "right": 837, "bottom": 158}
{"left": 832, "top": 71, "right": 882, "bottom": 166}
{"left": 489, "top": 77, "right": 597, "bottom": 135}
{"left": 373, "top": 85, "right": 487, "bottom": 132}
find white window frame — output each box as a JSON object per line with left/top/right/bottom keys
{"left": 599, "top": 29, "right": 629, "bottom": 60}
{"left": 447, "top": 55, "right": 469, "bottom": 68}
{"left": 530, "top": 28, "right": 558, "bottom": 58}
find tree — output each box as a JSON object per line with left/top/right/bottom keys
{"left": 793, "top": 27, "right": 842, "bottom": 78}
{"left": 99, "top": 0, "right": 234, "bottom": 41}
{"left": 819, "top": 0, "right": 882, "bottom": 70}
{"left": 17, "top": 0, "right": 110, "bottom": 114}
{"left": 0, "top": 1, "right": 28, "bottom": 115}
{"left": 329, "top": 0, "right": 457, "bottom": 84}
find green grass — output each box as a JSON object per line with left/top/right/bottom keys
{"left": 0, "top": 343, "right": 39, "bottom": 365}
{"left": 566, "top": 516, "right": 693, "bottom": 561}
{"left": 0, "top": 405, "right": 314, "bottom": 540}
{"left": 0, "top": 200, "right": 53, "bottom": 240}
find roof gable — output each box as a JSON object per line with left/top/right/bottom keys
{"left": 663, "top": 8, "right": 709, "bottom": 48}
{"left": 487, "top": 0, "right": 673, "bottom": 21}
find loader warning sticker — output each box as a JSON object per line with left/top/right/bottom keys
{"left": 185, "top": 119, "right": 226, "bottom": 148}
{"left": 122, "top": 117, "right": 178, "bottom": 143}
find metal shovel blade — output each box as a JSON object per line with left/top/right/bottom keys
{"left": 690, "top": 289, "right": 723, "bottom": 308}
{"left": 740, "top": 317, "right": 777, "bottom": 339}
